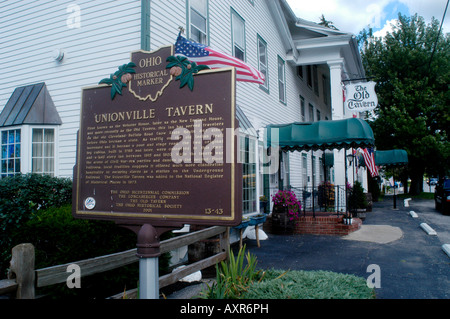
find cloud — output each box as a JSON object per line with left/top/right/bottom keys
{"left": 373, "top": 18, "right": 399, "bottom": 37}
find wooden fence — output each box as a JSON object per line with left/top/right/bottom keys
{"left": 0, "top": 226, "right": 229, "bottom": 299}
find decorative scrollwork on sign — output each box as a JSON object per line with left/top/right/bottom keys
{"left": 99, "top": 62, "right": 137, "bottom": 100}
{"left": 166, "top": 56, "right": 210, "bottom": 91}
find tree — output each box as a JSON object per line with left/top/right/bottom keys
{"left": 358, "top": 14, "right": 450, "bottom": 195}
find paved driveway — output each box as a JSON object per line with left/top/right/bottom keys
{"left": 244, "top": 197, "right": 450, "bottom": 299}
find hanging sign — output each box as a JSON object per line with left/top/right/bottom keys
{"left": 344, "top": 81, "right": 378, "bottom": 112}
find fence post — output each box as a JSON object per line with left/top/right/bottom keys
{"left": 8, "top": 243, "right": 35, "bottom": 299}
{"left": 219, "top": 227, "right": 230, "bottom": 261}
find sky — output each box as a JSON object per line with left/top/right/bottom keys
{"left": 286, "top": 0, "right": 449, "bottom": 37}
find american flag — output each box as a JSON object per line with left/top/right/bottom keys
{"left": 362, "top": 147, "right": 379, "bottom": 177}
{"left": 174, "top": 34, "right": 265, "bottom": 85}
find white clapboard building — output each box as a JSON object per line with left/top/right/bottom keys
{"left": 0, "top": 0, "right": 367, "bottom": 216}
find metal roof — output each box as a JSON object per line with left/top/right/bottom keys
{"left": 0, "top": 82, "right": 62, "bottom": 127}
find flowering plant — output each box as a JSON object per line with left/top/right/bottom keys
{"left": 272, "top": 190, "right": 301, "bottom": 220}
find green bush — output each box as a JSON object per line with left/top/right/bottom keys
{"left": 348, "top": 181, "right": 368, "bottom": 211}
{"left": 0, "top": 174, "right": 72, "bottom": 276}
{"left": 242, "top": 269, "right": 375, "bottom": 299}
{"left": 0, "top": 174, "right": 172, "bottom": 298}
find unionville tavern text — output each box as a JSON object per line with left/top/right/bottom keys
{"left": 94, "top": 103, "right": 214, "bottom": 123}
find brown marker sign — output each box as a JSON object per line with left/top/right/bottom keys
{"left": 73, "top": 46, "right": 242, "bottom": 227}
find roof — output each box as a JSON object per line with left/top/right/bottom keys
{"left": 375, "top": 149, "right": 408, "bottom": 166}
{"left": 266, "top": 118, "right": 375, "bottom": 151}
{"left": 0, "top": 82, "right": 62, "bottom": 127}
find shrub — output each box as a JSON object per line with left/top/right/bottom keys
{"left": 348, "top": 181, "right": 368, "bottom": 211}
{"left": 200, "top": 245, "right": 261, "bottom": 299}
{"left": 0, "top": 174, "right": 72, "bottom": 276}
{"left": 8, "top": 204, "right": 172, "bottom": 298}
{"left": 242, "top": 269, "right": 375, "bottom": 299}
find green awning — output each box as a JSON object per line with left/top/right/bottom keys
{"left": 375, "top": 149, "right": 408, "bottom": 166}
{"left": 266, "top": 118, "right": 375, "bottom": 151}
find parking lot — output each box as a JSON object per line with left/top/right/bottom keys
{"left": 244, "top": 196, "right": 450, "bottom": 299}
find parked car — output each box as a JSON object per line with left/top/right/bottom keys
{"left": 434, "top": 178, "right": 450, "bottom": 215}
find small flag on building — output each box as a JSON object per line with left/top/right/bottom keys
{"left": 175, "top": 33, "right": 265, "bottom": 85}
{"left": 362, "top": 147, "right": 379, "bottom": 177}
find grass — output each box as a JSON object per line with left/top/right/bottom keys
{"left": 242, "top": 269, "right": 375, "bottom": 299}
{"left": 200, "top": 247, "right": 375, "bottom": 299}
{"left": 397, "top": 192, "right": 434, "bottom": 200}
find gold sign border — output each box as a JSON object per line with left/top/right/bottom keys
{"left": 75, "top": 67, "right": 237, "bottom": 224}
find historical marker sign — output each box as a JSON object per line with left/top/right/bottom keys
{"left": 73, "top": 46, "right": 242, "bottom": 227}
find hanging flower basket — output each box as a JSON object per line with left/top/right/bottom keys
{"left": 271, "top": 190, "right": 301, "bottom": 234}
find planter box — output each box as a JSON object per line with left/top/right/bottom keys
{"left": 271, "top": 205, "right": 295, "bottom": 234}
{"left": 249, "top": 214, "right": 267, "bottom": 226}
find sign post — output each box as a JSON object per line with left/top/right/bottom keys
{"left": 72, "top": 45, "right": 241, "bottom": 299}
{"left": 136, "top": 224, "right": 160, "bottom": 299}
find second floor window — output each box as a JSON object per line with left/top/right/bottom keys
{"left": 258, "top": 35, "right": 268, "bottom": 90}
{"left": 300, "top": 96, "right": 305, "bottom": 122}
{"left": 278, "top": 56, "right": 286, "bottom": 103}
{"left": 189, "top": 0, "right": 208, "bottom": 44}
{"left": 232, "top": 9, "right": 245, "bottom": 61}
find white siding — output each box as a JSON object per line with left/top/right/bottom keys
{"left": 1, "top": 0, "right": 333, "bottom": 186}
{"left": 0, "top": 0, "right": 141, "bottom": 177}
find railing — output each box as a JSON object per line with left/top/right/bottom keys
{"left": 0, "top": 226, "right": 229, "bottom": 299}
{"left": 266, "top": 185, "right": 348, "bottom": 216}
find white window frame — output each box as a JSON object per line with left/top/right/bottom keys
{"left": 278, "top": 55, "right": 286, "bottom": 104}
{"left": 31, "top": 127, "right": 57, "bottom": 176}
{"left": 0, "top": 127, "right": 21, "bottom": 178}
{"left": 300, "top": 95, "right": 305, "bottom": 122}
{"left": 231, "top": 8, "right": 246, "bottom": 61}
{"left": 240, "top": 134, "right": 258, "bottom": 215}
{"left": 257, "top": 34, "right": 268, "bottom": 92}
{"left": 188, "top": 0, "right": 209, "bottom": 45}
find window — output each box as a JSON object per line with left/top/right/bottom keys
{"left": 306, "top": 65, "right": 313, "bottom": 88}
{"left": 240, "top": 136, "right": 256, "bottom": 214}
{"left": 189, "top": 0, "right": 208, "bottom": 44}
{"left": 231, "top": 9, "right": 245, "bottom": 61}
{"left": 309, "top": 103, "right": 314, "bottom": 122}
{"left": 32, "top": 128, "right": 55, "bottom": 176}
{"left": 297, "top": 66, "right": 303, "bottom": 79}
{"left": 257, "top": 35, "right": 268, "bottom": 91}
{"left": 278, "top": 56, "right": 286, "bottom": 103}
{"left": 319, "top": 157, "right": 324, "bottom": 183}
{"left": 316, "top": 109, "right": 321, "bottom": 121}
{"left": 300, "top": 95, "right": 305, "bottom": 122}
{"left": 313, "top": 65, "right": 319, "bottom": 96}
{"left": 302, "top": 153, "right": 308, "bottom": 188}
{"left": 322, "top": 75, "right": 329, "bottom": 105}
{"left": 312, "top": 155, "right": 316, "bottom": 185}
{"left": 1, "top": 129, "right": 20, "bottom": 178}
